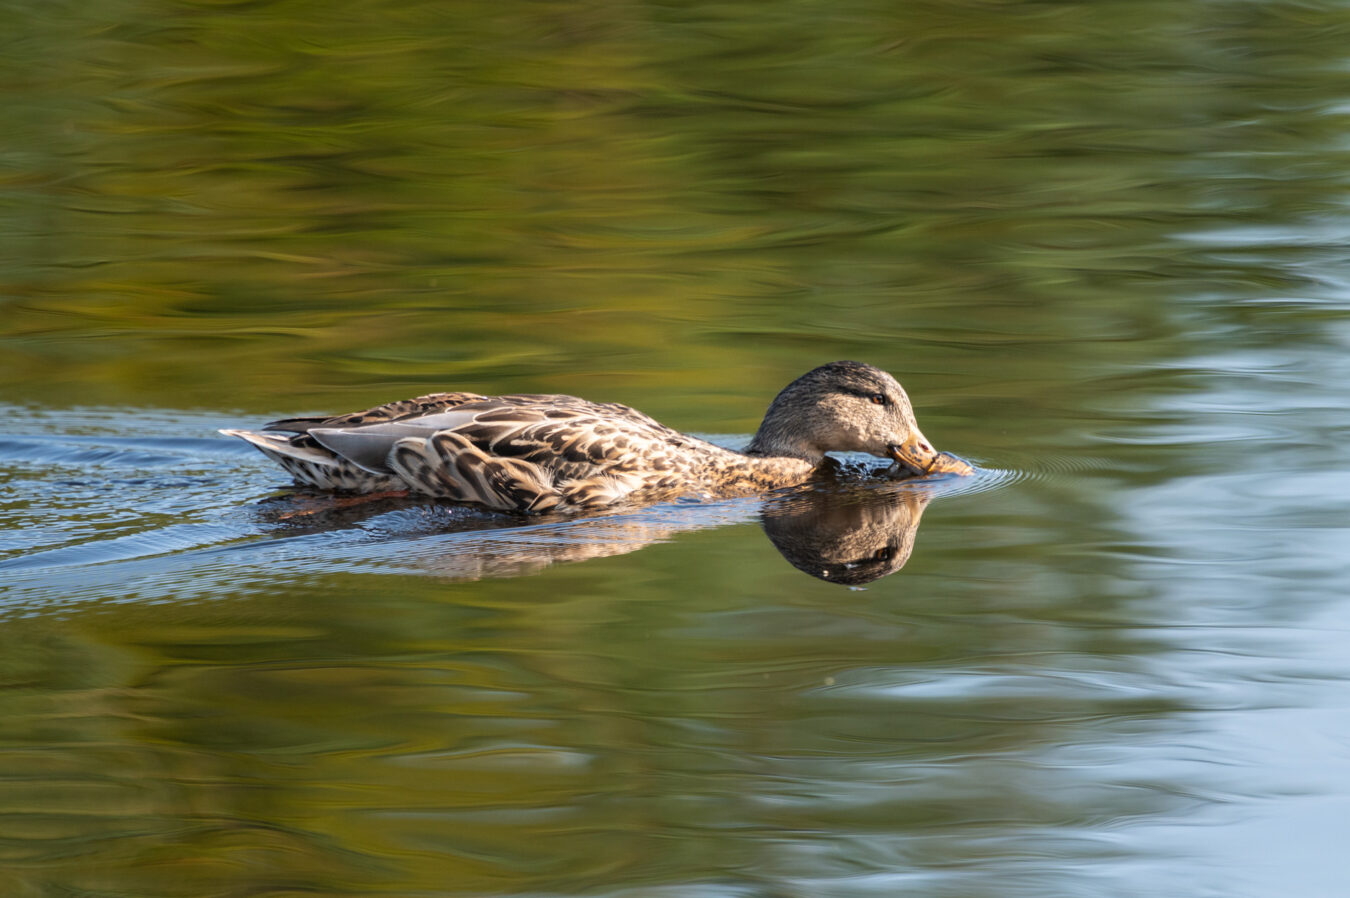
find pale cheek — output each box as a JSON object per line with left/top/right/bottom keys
{"left": 840, "top": 420, "right": 876, "bottom": 451}
{"left": 870, "top": 414, "right": 908, "bottom": 448}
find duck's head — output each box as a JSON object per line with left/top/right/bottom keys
{"left": 747, "top": 361, "right": 950, "bottom": 474}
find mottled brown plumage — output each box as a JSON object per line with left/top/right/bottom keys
{"left": 221, "top": 361, "right": 970, "bottom": 513}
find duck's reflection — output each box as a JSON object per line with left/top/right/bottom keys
{"left": 761, "top": 485, "right": 930, "bottom": 585}
{"left": 253, "top": 470, "right": 961, "bottom": 585}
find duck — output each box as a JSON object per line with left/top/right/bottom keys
{"left": 221, "top": 360, "right": 971, "bottom": 513}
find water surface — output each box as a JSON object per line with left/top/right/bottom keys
{"left": 3, "top": 1, "right": 1350, "bottom": 896}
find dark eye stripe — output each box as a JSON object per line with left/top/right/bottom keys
{"left": 845, "top": 388, "right": 888, "bottom": 405}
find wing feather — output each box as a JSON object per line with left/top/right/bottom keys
{"left": 234, "top": 392, "right": 700, "bottom": 510}
{"left": 263, "top": 392, "right": 486, "bottom": 432}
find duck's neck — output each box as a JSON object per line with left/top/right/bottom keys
{"left": 744, "top": 421, "right": 824, "bottom": 464}
{"left": 708, "top": 441, "right": 818, "bottom": 492}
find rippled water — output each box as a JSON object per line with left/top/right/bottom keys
{"left": 4, "top": 1, "right": 1350, "bottom": 896}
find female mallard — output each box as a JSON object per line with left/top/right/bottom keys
{"left": 222, "top": 361, "right": 970, "bottom": 513}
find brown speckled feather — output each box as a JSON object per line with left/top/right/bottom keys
{"left": 318, "top": 397, "right": 783, "bottom": 511}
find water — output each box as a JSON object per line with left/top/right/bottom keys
{"left": 3, "top": 1, "right": 1350, "bottom": 896}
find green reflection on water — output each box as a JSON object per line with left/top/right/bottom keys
{"left": 5, "top": 0, "right": 1348, "bottom": 423}
{"left": 0, "top": 551, "right": 1188, "bottom": 897}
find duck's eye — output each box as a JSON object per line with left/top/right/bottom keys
{"left": 870, "top": 393, "right": 889, "bottom": 406}
{"left": 872, "top": 546, "right": 894, "bottom": 561}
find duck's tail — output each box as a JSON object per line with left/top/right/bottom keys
{"left": 220, "top": 428, "right": 404, "bottom": 492}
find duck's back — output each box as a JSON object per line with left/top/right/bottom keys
{"left": 224, "top": 392, "right": 742, "bottom": 512}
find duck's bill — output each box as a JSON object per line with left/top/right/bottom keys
{"left": 927, "top": 452, "right": 974, "bottom": 475}
{"left": 887, "top": 441, "right": 973, "bottom": 477}
{"left": 887, "top": 438, "right": 938, "bottom": 475}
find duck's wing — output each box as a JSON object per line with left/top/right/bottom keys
{"left": 261, "top": 391, "right": 488, "bottom": 433}
{"left": 308, "top": 397, "right": 695, "bottom": 511}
